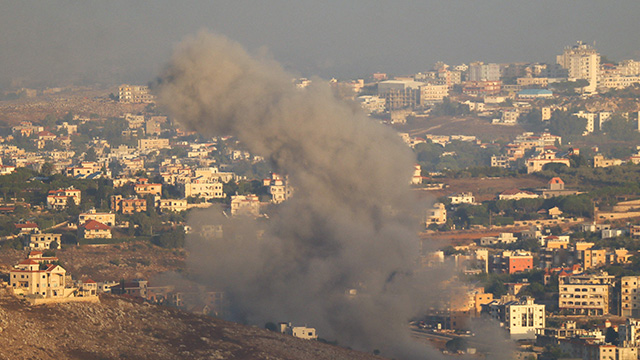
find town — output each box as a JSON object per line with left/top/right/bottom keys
{"left": 3, "top": 40, "right": 640, "bottom": 359}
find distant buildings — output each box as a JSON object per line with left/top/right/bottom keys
{"left": 559, "top": 273, "right": 614, "bottom": 315}
{"left": 278, "top": 323, "right": 318, "bottom": 340}
{"left": 118, "top": 84, "right": 154, "bottom": 103}
{"left": 483, "top": 296, "right": 545, "bottom": 340}
{"left": 557, "top": 41, "right": 600, "bottom": 93}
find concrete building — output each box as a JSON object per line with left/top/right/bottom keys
{"left": 263, "top": 173, "right": 293, "bottom": 204}
{"left": 79, "top": 220, "right": 112, "bottom": 239}
{"left": 491, "top": 155, "right": 511, "bottom": 168}
{"left": 448, "top": 192, "right": 475, "bottom": 205}
{"left": 498, "top": 189, "right": 539, "bottom": 201}
{"left": 111, "top": 195, "right": 147, "bottom": 214}
{"left": 230, "top": 194, "right": 260, "bottom": 216}
{"left": 137, "top": 138, "right": 170, "bottom": 151}
{"left": 27, "top": 230, "right": 61, "bottom": 250}
{"left": 621, "top": 277, "right": 640, "bottom": 317}
{"left": 180, "top": 178, "right": 224, "bottom": 200}
{"left": 559, "top": 273, "right": 614, "bottom": 315}
{"left": 484, "top": 296, "right": 545, "bottom": 340}
{"left": 468, "top": 62, "right": 501, "bottom": 81}
{"left": 377, "top": 80, "right": 422, "bottom": 110}
{"left": 357, "top": 95, "right": 386, "bottom": 114}
{"left": 419, "top": 83, "right": 449, "bottom": 103}
{"left": 526, "top": 152, "right": 570, "bottom": 174}
{"left": 593, "top": 154, "right": 623, "bottom": 168}
{"left": 557, "top": 41, "right": 600, "bottom": 93}
{"left": 157, "top": 199, "right": 188, "bottom": 213}
{"left": 426, "top": 203, "right": 447, "bottom": 226}
{"left": 134, "top": 178, "right": 162, "bottom": 196}
{"left": 78, "top": 209, "right": 116, "bottom": 227}
{"left": 46, "top": 187, "right": 81, "bottom": 210}
{"left": 10, "top": 255, "right": 69, "bottom": 298}
{"left": 278, "top": 323, "right": 318, "bottom": 340}
{"left": 118, "top": 84, "right": 154, "bottom": 103}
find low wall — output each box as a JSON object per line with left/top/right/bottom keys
{"left": 28, "top": 295, "right": 99, "bottom": 306}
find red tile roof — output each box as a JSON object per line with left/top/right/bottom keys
{"left": 82, "top": 220, "right": 110, "bottom": 230}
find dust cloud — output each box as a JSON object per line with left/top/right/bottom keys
{"left": 155, "top": 31, "right": 472, "bottom": 359}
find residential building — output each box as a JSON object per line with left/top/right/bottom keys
{"left": 490, "top": 251, "right": 533, "bottom": 274}
{"left": 357, "top": 95, "right": 386, "bottom": 114}
{"left": 111, "top": 195, "right": 147, "bottom": 214}
{"left": 263, "top": 173, "right": 293, "bottom": 204}
{"left": 137, "top": 138, "right": 170, "bottom": 151}
{"left": 426, "top": 203, "right": 447, "bottom": 226}
{"left": 557, "top": 41, "right": 600, "bottom": 93}
{"left": 558, "top": 273, "right": 614, "bottom": 315}
{"left": 10, "top": 255, "right": 69, "bottom": 298}
{"left": 180, "top": 178, "right": 224, "bottom": 200}
{"left": 278, "top": 323, "right": 318, "bottom": 340}
{"left": 134, "top": 178, "right": 162, "bottom": 196}
{"left": 517, "top": 89, "right": 553, "bottom": 99}
{"left": 480, "top": 233, "right": 517, "bottom": 246}
{"left": 499, "top": 189, "right": 539, "bottom": 201}
{"left": 621, "top": 277, "right": 640, "bottom": 317}
{"left": 157, "top": 199, "right": 188, "bottom": 213}
{"left": 419, "top": 83, "right": 449, "bottom": 103}
{"left": 27, "top": 230, "right": 61, "bottom": 250}
{"left": 230, "top": 194, "right": 260, "bottom": 216}
{"left": 78, "top": 209, "right": 115, "bottom": 227}
{"left": 448, "top": 192, "right": 475, "bottom": 205}
{"left": 593, "top": 154, "right": 623, "bottom": 168}
{"left": 462, "top": 81, "right": 502, "bottom": 95}
{"left": 118, "top": 84, "right": 154, "bottom": 103}
{"left": 468, "top": 62, "right": 501, "bottom": 81}
{"left": 491, "top": 155, "right": 511, "bottom": 168}
{"left": 517, "top": 77, "right": 549, "bottom": 88}
{"left": 46, "top": 187, "right": 81, "bottom": 210}
{"left": 526, "top": 151, "right": 570, "bottom": 174}
{"left": 484, "top": 296, "right": 545, "bottom": 340}
{"left": 78, "top": 220, "right": 112, "bottom": 239}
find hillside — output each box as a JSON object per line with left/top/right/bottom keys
{"left": 0, "top": 290, "right": 383, "bottom": 360}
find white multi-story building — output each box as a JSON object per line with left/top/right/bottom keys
{"left": 484, "top": 296, "right": 545, "bottom": 340}
{"left": 448, "top": 192, "right": 475, "bottom": 205}
{"left": 468, "top": 62, "right": 501, "bottom": 82}
{"left": 557, "top": 41, "right": 600, "bottom": 93}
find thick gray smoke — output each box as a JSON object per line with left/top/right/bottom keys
{"left": 156, "top": 31, "right": 454, "bottom": 359}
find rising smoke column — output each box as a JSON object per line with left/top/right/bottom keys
{"left": 156, "top": 31, "right": 451, "bottom": 359}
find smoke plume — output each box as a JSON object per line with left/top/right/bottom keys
{"left": 156, "top": 31, "right": 453, "bottom": 359}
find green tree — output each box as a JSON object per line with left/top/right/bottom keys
{"left": 548, "top": 111, "right": 587, "bottom": 139}
{"left": 40, "top": 162, "right": 54, "bottom": 177}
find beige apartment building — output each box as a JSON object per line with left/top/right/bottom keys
{"left": 118, "top": 84, "right": 154, "bottom": 103}
{"left": 78, "top": 209, "right": 116, "bottom": 227}
{"left": 621, "top": 276, "right": 640, "bottom": 317}
{"left": 559, "top": 273, "right": 614, "bottom": 315}
{"left": 138, "top": 138, "right": 170, "bottom": 151}
{"left": 27, "top": 230, "right": 61, "bottom": 250}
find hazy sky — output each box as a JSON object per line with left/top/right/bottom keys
{"left": 2, "top": 1, "right": 640, "bottom": 88}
